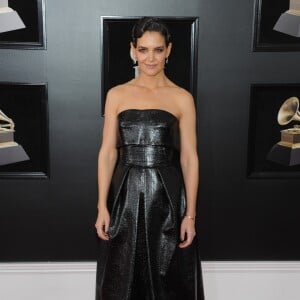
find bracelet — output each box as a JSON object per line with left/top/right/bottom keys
{"left": 184, "top": 215, "right": 195, "bottom": 221}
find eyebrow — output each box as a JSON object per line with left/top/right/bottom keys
{"left": 137, "top": 46, "right": 165, "bottom": 49}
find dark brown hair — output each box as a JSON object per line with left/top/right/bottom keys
{"left": 131, "top": 17, "right": 171, "bottom": 47}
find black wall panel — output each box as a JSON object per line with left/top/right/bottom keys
{"left": 1, "top": 0, "right": 300, "bottom": 261}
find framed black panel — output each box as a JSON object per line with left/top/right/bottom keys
{"left": 253, "top": 0, "right": 300, "bottom": 51}
{"left": 0, "top": 82, "right": 49, "bottom": 178}
{"left": 247, "top": 83, "right": 300, "bottom": 178}
{"left": 0, "top": 0, "right": 46, "bottom": 49}
{"left": 100, "top": 16, "right": 199, "bottom": 116}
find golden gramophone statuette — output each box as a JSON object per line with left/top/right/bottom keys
{"left": 267, "top": 97, "right": 300, "bottom": 166}
{"left": 0, "top": 110, "right": 29, "bottom": 166}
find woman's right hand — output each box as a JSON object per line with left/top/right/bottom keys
{"left": 95, "top": 207, "right": 110, "bottom": 240}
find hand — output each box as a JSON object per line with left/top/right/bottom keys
{"left": 95, "top": 207, "right": 110, "bottom": 241}
{"left": 178, "top": 216, "right": 196, "bottom": 248}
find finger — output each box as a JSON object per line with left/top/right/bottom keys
{"left": 180, "top": 226, "right": 186, "bottom": 242}
{"left": 104, "top": 219, "right": 110, "bottom": 235}
{"left": 95, "top": 221, "right": 109, "bottom": 240}
{"left": 101, "top": 222, "right": 110, "bottom": 239}
{"left": 178, "top": 232, "right": 196, "bottom": 248}
{"left": 178, "top": 241, "right": 187, "bottom": 248}
{"left": 178, "top": 238, "right": 191, "bottom": 248}
{"left": 97, "top": 228, "right": 109, "bottom": 240}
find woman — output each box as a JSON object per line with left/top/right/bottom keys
{"left": 95, "top": 17, "right": 205, "bottom": 300}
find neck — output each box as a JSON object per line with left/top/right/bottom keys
{"left": 134, "top": 71, "right": 168, "bottom": 89}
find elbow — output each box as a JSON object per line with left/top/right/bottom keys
{"left": 98, "top": 147, "right": 118, "bottom": 164}
{"left": 180, "top": 152, "right": 198, "bottom": 170}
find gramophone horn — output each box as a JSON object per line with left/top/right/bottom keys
{"left": 277, "top": 96, "right": 300, "bottom": 125}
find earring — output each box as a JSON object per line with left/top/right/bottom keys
{"left": 165, "top": 57, "right": 169, "bottom": 64}
{"left": 130, "top": 48, "right": 140, "bottom": 78}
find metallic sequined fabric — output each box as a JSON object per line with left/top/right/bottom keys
{"left": 96, "top": 109, "right": 205, "bottom": 300}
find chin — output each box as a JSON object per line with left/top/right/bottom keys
{"left": 140, "top": 66, "right": 164, "bottom": 76}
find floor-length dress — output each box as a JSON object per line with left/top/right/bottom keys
{"left": 96, "top": 108, "right": 205, "bottom": 300}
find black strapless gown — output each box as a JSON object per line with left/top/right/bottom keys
{"left": 96, "top": 109, "right": 205, "bottom": 300}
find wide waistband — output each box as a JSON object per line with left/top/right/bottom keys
{"left": 119, "top": 145, "right": 176, "bottom": 167}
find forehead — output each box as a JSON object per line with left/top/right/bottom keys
{"left": 136, "top": 31, "right": 166, "bottom": 47}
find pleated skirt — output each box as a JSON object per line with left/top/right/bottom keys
{"left": 95, "top": 164, "right": 205, "bottom": 300}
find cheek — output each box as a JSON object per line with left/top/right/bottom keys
{"left": 156, "top": 53, "right": 166, "bottom": 63}
{"left": 136, "top": 52, "right": 166, "bottom": 63}
{"left": 136, "top": 53, "right": 147, "bottom": 61}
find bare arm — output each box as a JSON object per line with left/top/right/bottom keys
{"left": 177, "top": 91, "right": 199, "bottom": 248}
{"left": 95, "top": 89, "right": 119, "bottom": 240}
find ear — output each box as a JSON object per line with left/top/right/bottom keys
{"left": 130, "top": 42, "right": 137, "bottom": 59}
{"left": 166, "top": 42, "right": 172, "bottom": 58}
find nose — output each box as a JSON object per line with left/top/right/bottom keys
{"left": 148, "top": 51, "right": 155, "bottom": 62}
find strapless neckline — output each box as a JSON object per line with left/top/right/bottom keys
{"left": 117, "top": 108, "right": 179, "bottom": 122}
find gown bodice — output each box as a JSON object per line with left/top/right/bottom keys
{"left": 116, "top": 109, "right": 180, "bottom": 151}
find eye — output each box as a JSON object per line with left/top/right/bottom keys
{"left": 155, "top": 48, "right": 164, "bottom": 53}
{"left": 138, "top": 48, "right": 147, "bottom": 53}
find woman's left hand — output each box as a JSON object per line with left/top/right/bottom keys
{"left": 178, "top": 216, "right": 196, "bottom": 248}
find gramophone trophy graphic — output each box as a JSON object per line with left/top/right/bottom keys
{"left": 267, "top": 97, "right": 300, "bottom": 166}
{"left": 0, "top": 0, "right": 25, "bottom": 33}
{"left": 0, "top": 110, "right": 29, "bottom": 166}
{"left": 273, "top": 0, "right": 300, "bottom": 37}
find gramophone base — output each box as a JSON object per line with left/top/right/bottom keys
{"left": 273, "top": 11, "right": 300, "bottom": 37}
{"left": 267, "top": 143, "right": 300, "bottom": 166}
{"left": 0, "top": 8, "right": 25, "bottom": 33}
{"left": 0, "top": 144, "right": 29, "bottom": 166}
{"left": 0, "top": 131, "right": 14, "bottom": 143}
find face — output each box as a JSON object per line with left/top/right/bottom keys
{"left": 131, "top": 31, "right": 172, "bottom": 77}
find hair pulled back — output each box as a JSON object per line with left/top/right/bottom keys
{"left": 131, "top": 17, "right": 171, "bottom": 47}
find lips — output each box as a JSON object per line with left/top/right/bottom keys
{"left": 145, "top": 64, "right": 157, "bottom": 68}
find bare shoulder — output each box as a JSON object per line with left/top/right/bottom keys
{"left": 174, "top": 86, "right": 193, "bottom": 100}
{"left": 168, "top": 85, "right": 195, "bottom": 117}
{"left": 166, "top": 80, "right": 193, "bottom": 100}
{"left": 106, "top": 82, "right": 131, "bottom": 99}
{"left": 104, "top": 82, "right": 133, "bottom": 115}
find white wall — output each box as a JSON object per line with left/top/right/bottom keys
{"left": 0, "top": 263, "right": 96, "bottom": 300}
{"left": 0, "top": 262, "right": 300, "bottom": 300}
{"left": 203, "top": 262, "right": 300, "bottom": 300}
